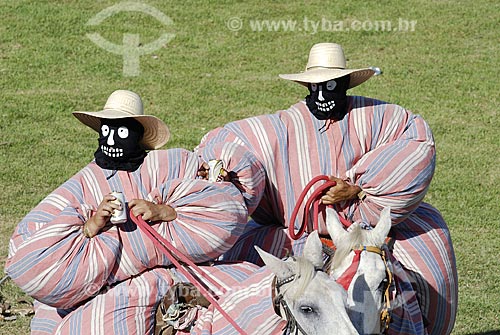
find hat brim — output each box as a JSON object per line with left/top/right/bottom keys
{"left": 279, "top": 67, "right": 375, "bottom": 89}
{"left": 72, "top": 109, "right": 170, "bottom": 150}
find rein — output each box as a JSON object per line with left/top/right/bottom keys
{"left": 130, "top": 212, "right": 248, "bottom": 335}
{"left": 289, "top": 175, "right": 352, "bottom": 240}
{"left": 378, "top": 244, "right": 393, "bottom": 332}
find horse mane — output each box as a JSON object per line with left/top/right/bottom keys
{"left": 331, "top": 223, "right": 365, "bottom": 270}
{"left": 284, "top": 256, "right": 316, "bottom": 300}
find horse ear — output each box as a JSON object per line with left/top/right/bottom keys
{"left": 303, "top": 231, "right": 323, "bottom": 268}
{"left": 255, "top": 246, "right": 294, "bottom": 280}
{"left": 325, "top": 207, "right": 349, "bottom": 245}
{"left": 372, "top": 207, "right": 392, "bottom": 245}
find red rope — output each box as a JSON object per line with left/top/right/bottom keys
{"left": 130, "top": 213, "right": 248, "bottom": 335}
{"left": 132, "top": 174, "right": 352, "bottom": 333}
{"left": 288, "top": 175, "right": 352, "bottom": 240}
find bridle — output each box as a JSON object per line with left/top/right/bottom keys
{"left": 271, "top": 272, "right": 311, "bottom": 335}
{"left": 270, "top": 256, "right": 325, "bottom": 335}
{"left": 288, "top": 175, "right": 394, "bottom": 334}
{"left": 334, "top": 243, "right": 393, "bottom": 334}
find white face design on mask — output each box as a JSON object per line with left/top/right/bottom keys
{"left": 100, "top": 124, "right": 129, "bottom": 158}
{"left": 309, "top": 80, "right": 338, "bottom": 114}
{"left": 306, "top": 75, "right": 350, "bottom": 121}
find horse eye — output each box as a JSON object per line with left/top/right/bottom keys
{"left": 300, "top": 306, "right": 315, "bottom": 314}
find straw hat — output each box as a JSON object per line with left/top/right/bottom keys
{"left": 73, "top": 90, "right": 170, "bottom": 150}
{"left": 279, "top": 43, "right": 375, "bottom": 89}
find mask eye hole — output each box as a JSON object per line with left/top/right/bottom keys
{"left": 326, "top": 80, "right": 337, "bottom": 91}
{"left": 118, "top": 126, "right": 129, "bottom": 139}
{"left": 310, "top": 83, "right": 317, "bottom": 92}
{"left": 101, "top": 124, "right": 110, "bottom": 137}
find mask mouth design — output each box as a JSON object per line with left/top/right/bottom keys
{"left": 316, "top": 100, "right": 336, "bottom": 112}
{"left": 101, "top": 145, "right": 124, "bottom": 158}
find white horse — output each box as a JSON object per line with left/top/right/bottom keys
{"left": 170, "top": 210, "right": 393, "bottom": 335}
{"left": 256, "top": 230, "right": 359, "bottom": 335}
{"left": 188, "top": 230, "right": 358, "bottom": 335}
{"left": 326, "top": 207, "right": 393, "bottom": 335}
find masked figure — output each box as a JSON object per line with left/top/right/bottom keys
{"left": 6, "top": 90, "right": 256, "bottom": 334}
{"left": 195, "top": 43, "right": 457, "bottom": 335}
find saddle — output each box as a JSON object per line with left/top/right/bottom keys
{"left": 155, "top": 283, "right": 211, "bottom": 335}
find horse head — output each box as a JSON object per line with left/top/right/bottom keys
{"left": 256, "top": 231, "right": 359, "bottom": 335}
{"left": 326, "top": 207, "right": 393, "bottom": 335}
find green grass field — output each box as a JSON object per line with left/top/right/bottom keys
{"left": 1, "top": 1, "right": 498, "bottom": 334}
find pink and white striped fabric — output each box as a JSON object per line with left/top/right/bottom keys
{"left": 189, "top": 266, "right": 285, "bottom": 335}
{"left": 28, "top": 262, "right": 276, "bottom": 335}
{"left": 5, "top": 96, "right": 458, "bottom": 335}
{"left": 196, "top": 97, "right": 458, "bottom": 335}
{"left": 6, "top": 148, "right": 250, "bottom": 334}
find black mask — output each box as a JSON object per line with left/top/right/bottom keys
{"left": 94, "top": 118, "right": 147, "bottom": 172}
{"left": 305, "top": 75, "right": 350, "bottom": 120}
